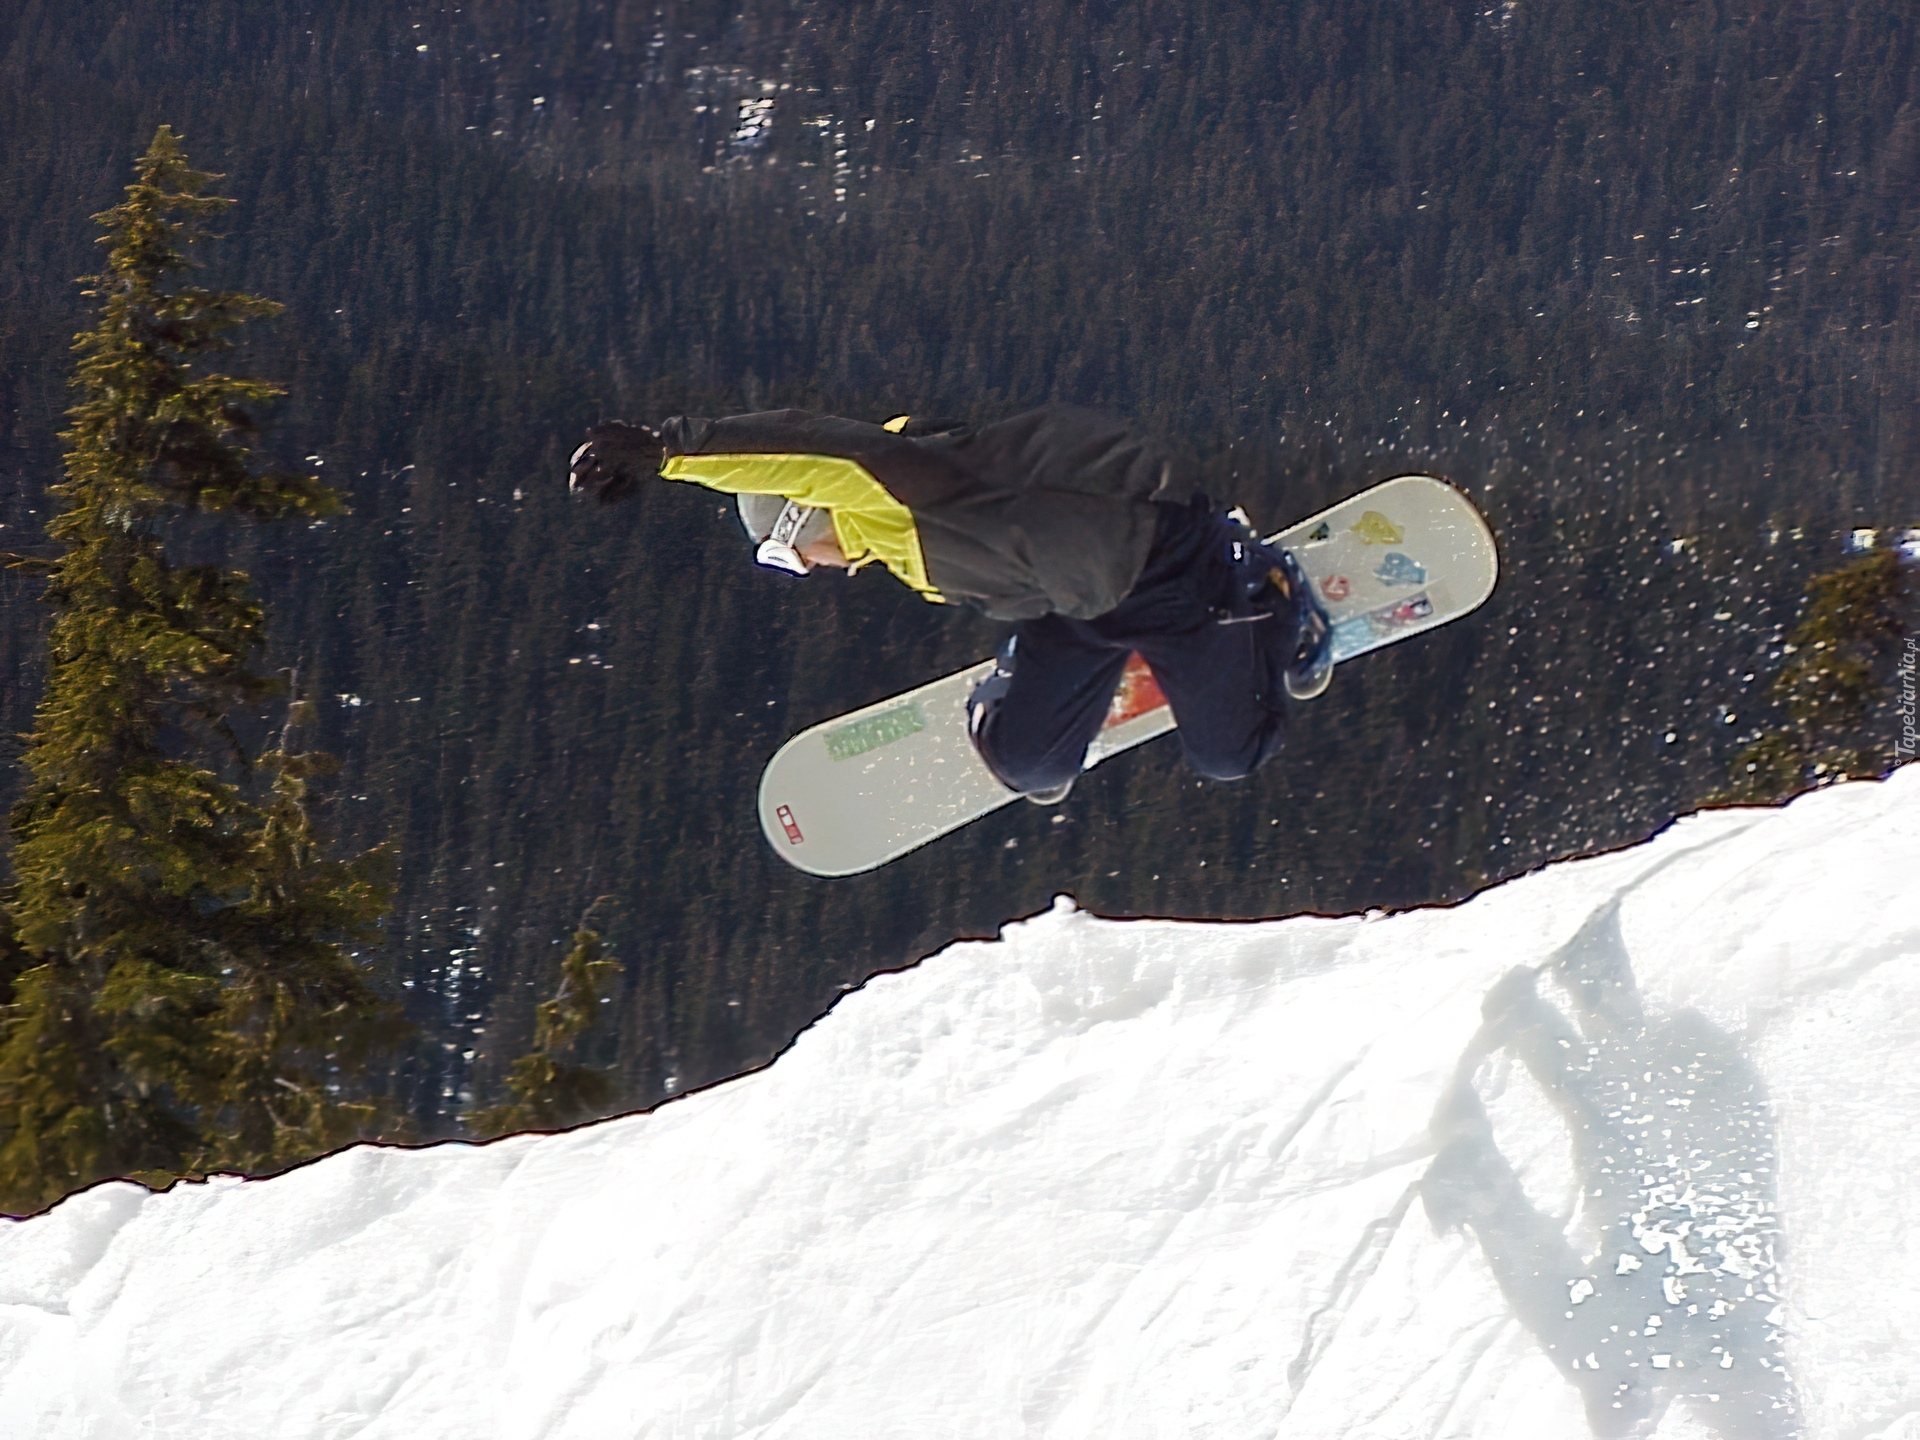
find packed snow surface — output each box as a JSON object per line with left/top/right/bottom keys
{"left": 4, "top": 772, "right": 1919, "bottom": 1439}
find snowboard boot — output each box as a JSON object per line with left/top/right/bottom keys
{"left": 964, "top": 639, "right": 1077, "bottom": 805}
{"left": 1019, "top": 777, "right": 1075, "bottom": 806}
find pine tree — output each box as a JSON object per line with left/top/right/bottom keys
{"left": 0, "top": 128, "right": 405, "bottom": 1213}
{"left": 466, "top": 926, "right": 622, "bottom": 1136}
{"left": 1720, "top": 549, "right": 1909, "bottom": 803}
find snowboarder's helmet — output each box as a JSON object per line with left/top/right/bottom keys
{"left": 737, "top": 494, "right": 833, "bottom": 575}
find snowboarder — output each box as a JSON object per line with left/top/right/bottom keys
{"left": 568, "top": 405, "right": 1331, "bottom": 804}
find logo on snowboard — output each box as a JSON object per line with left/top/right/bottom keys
{"left": 1373, "top": 552, "right": 1427, "bottom": 586}
{"left": 824, "top": 701, "right": 927, "bottom": 760}
{"left": 1350, "top": 510, "right": 1405, "bottom": 545}
{"left": 1363, "top": 593, "right": 1435, "bottom": 635}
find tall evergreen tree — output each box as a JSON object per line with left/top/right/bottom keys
{"left": 0, "top": 127, "right": 404, "bottom": 1213}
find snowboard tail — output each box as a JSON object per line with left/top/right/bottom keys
{"left": 759, "top": 475, "right": 1498, "bottom": 877}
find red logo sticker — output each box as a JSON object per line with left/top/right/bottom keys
{"left": 1320, "top": 575, "right": 1350, "bottom": 601}
{"left": 776, "top": 804, "right": 804, "bottom": 844}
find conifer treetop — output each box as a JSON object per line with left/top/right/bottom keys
{"left": 60, "top": 125, "right": 338, "bottom": 529}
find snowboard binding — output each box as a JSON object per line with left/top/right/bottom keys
{"left": 1272, "top": 551, "right": 1334, "bottom": 701}
{"left": 1222, "top": 512, "right": 1334, "bottom": 702}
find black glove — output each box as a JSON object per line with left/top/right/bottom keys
{"left": 567, "top": 421, "right": 663, "bottom": 505}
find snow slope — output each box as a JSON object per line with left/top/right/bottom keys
{"left": 3, "top": 771, "right": 1917, "bottom": 1439}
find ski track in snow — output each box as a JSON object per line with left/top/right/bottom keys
{"left": 2, "top": 771, "right": 1918, "bottom": 1439}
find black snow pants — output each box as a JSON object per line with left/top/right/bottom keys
{"left": 971, "top": 497, "right": 1296, "bottom": 793}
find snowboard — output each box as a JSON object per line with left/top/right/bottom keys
{"left": 758, "top": 474, "right": 1498, "bottom": 877}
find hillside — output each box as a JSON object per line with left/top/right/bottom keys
{"left": 2, "top": 771, "right": 1914, "bottom": 1435}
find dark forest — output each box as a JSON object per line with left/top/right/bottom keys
{"left": 1, "top": 0, "right": 1914, "bottom": 1144}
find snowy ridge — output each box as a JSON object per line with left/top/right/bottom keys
{"left": 3, "top": 771, "right": 1918, "bottom": 1438}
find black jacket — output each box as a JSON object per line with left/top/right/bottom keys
{"left": 656, "top": 405, "right": 1181, "bottom": 620}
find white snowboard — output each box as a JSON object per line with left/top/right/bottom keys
{"left": 758, "top": 474, "right": 1498, "bottom": 877}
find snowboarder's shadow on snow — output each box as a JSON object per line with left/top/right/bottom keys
{"left": 1420, "top": 897, "right": 1800, "bottom": 1438}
